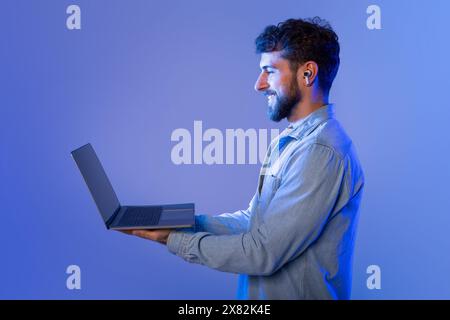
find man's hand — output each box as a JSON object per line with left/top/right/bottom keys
{"left": 120, "top": 229, "right": 172, "bottom": 245}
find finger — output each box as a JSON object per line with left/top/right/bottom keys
{"left": 132, "top": 230, "right": 155, "bottom": 240}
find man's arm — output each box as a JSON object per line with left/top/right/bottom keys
{"left": 166, "top": 143, "right": 347, "bottom": 276}
{"left": 194, "top": 193, "right": 257, "bottom": 235}
{"left": 120, "top": 189, "right": 257, "bottom": 244}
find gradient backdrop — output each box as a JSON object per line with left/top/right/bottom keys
{"left": 2, "top": 0, "right": 450, "bottom": 299}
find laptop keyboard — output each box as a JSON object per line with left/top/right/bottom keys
{"left": 119, "top": 206, "right": 162, "bottom": 227}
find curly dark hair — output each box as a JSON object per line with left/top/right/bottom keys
{"left": 255, "top": 17, "right": 340, "bottom": 95}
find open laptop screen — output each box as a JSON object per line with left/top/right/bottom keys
{"left": 71, "top": 143, "right": 120, "bottom": 223}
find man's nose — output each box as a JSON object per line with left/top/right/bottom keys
{"left": 254, "top": 73, "right": 269, "bottom": 92}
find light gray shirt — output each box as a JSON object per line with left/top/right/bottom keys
{"left": 167, "top": 104, "right": 365, "bottom": 299}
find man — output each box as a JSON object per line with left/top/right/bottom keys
{"left": 123, "top": 17, "right": 365, "bottom": 300}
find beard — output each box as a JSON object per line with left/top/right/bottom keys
{"left": 267, "top": 77, "right": 301, "bottom": 122}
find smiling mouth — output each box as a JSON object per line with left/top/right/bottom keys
{"left": 266, "top": 92, "right": 276, "bottom": 104}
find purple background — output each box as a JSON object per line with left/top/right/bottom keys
{"left": 2, "top": 0, "right": 450, "bottom": 299}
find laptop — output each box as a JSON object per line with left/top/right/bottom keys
{"left": 71, "top": 143, "right": 195, "bottom": 230}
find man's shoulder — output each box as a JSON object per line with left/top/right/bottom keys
{"left": 282, "top": 118, "right": 364, "bottom": 191}
{"left": 305, "top": 118, "right": 354, "bottom": 160}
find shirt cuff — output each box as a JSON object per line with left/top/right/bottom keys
{"left": 167, "top": 216, "right": 203, "bottom": 255}
{"left": 167, "top": 230, "right": 188, "bottom": 256}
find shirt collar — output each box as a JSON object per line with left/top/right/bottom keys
{"left": 286, "top": 104, "right": 335, "bottom": 140}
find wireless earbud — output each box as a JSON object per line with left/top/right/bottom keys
{"left": 303, "top": 70, "right": 312, "bottom": 85}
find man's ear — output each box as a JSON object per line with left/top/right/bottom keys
{"left": 297, "top": 61, "right": 319, "bottom": 87}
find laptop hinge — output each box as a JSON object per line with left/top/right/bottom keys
{"left": 105, "top": 206, "right": 121, "bottom": 229}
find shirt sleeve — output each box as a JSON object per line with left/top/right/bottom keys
{"left": 167, "top": 143, "right": 346, "bottom": 276}
{"left": 193, "top": 193, "right": 257, "bottom": 235}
